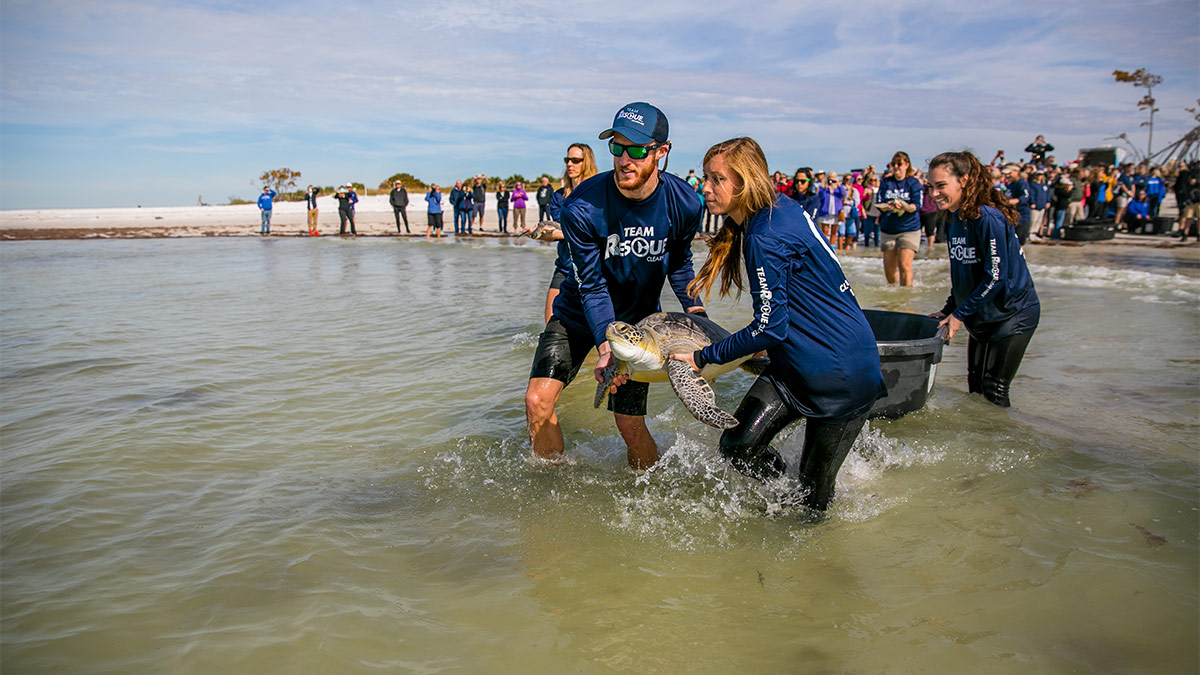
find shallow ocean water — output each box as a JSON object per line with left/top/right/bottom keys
{"left": 1, "top": 236, "right": 1197, "bottom": 673}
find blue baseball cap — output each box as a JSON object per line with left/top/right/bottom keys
{"left": 598, "top": 102, "right": 668, "bottom": 145}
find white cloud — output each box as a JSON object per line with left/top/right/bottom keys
{"left": 1, "top": 0, "right": 1197, "bottom": 208}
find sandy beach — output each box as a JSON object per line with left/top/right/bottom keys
{"left": 1, "top": 192, "right": 1194, "bottom": 248}
{"left": 0, "top": 194, "right": 518, "bottom": 240}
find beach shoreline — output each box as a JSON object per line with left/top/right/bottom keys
{"left": 1, "top": 193, "right": 1196, "bottom": 248}
{"left": 0, "top": 194, "right": 522, "bottom": 240}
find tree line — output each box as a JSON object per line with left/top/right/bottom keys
{"left": 229, "top": 168, "right": 559, "bottom": 204}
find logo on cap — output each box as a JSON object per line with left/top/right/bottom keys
{"left": 617, "top": 109, "right": 645, "bottom": 126}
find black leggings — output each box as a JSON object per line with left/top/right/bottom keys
{"left": 719, "top": 377, "right": 869, "bottom": 511}
{"left": 967, "top": 331, "right": 1034, "bottom": 407}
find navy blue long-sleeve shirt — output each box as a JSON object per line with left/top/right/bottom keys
{"left": 554, "top": 171, "right": 703, "bottom": 346}
{"left": 877, "top": 176, "right": 923, "bottom": 234}
{"left": 548, "top": 189, "right": 570, "bottom": 280}
{"left": 940, "top": 205, "right": 1040, "bottom": 340}
{"left": 1006, "top": 178, "right": 1032, "bottom": 223}
{"left": 697, "top": 195, "right": 885, "bottom": 421}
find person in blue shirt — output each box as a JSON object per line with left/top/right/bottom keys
{"left": 877, "top": 152, "right": 923, "bottom": 286}
{"left": 333, "top": 185, "right": 357, "bottom": 235}
{"left": 257, "top": 187, "right": 277, "bottom": 235}
{"left": 525, "top": 102, "right": 705, "bottom": 470}
{"left": 1124, "top": 188, "right": 1152, "bottom": 233}
{"left": 1145, "top": 167, "right": 1167, "bottom": 218}
{"left": 1004, "top": 165, "right": 1032, "bottom": 244}
{"left": 449, "top": 181, "right": 466, "bottom": 235}
{"left": 1028, "top": 172, "right": 1049, "bottom": 237}
{"left": 926, "top": 151, "right": 1040, "bottom": 408}
{"left": 537, "top": 143, "right": 599, "bottom": 323}
{"left": 787, "top": 167, "right": 821, "bottom": 222}
{"left": 668, "top": 137, "right": 885, "bottom": 512}
{"left": 425, "top": 184, "right": 443, "bottom": 241}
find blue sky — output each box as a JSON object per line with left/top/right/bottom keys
{"left": 2, "top": 0, "right": 1197, "bottom": 210}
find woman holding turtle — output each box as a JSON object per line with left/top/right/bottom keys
{"left": 670, "top": 137, "right": 885, "bottom": 512}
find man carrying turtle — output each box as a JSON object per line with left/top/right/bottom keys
{"left": 524, "top": 102, "right": 706, "bottom": 469}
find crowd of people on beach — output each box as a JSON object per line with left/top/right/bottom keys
{"left": 263, "top": 138, "right": 1199, "bottom": 247}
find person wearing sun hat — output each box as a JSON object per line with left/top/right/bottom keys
{"left": 524, "top": 102, "right": 705, "bottom": 470}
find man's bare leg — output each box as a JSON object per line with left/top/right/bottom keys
{"left": 614, "top": 413, "right": 658, "bottom": 470}
{"left": 526, "top": 377, "right": 566, "bottom": 461}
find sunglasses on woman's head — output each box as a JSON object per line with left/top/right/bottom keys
{"left": 608, "top": 140, "right": 660, "bottom": 160}
{"left": 564, "top": 157, "right": 583, "bottom": 164}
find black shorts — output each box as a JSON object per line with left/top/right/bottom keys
{"left": 428, "top": 212, "right": 443, "bottom": 229}
{"left": 529, "top": 316, "right": 649, "bottom": 416}
{"left": 548, "top": 267, "right": 568, "bottom": 290}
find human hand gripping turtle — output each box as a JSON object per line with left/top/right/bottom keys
{"left": 596, "top": 308, "right": 773, "bottom": 430}
{"left": 594, "top": 306, "right": 709, "bottom": 395}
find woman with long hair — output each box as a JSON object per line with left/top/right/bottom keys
{"left": 786, "top": 167, "right": 820, "bottom": 221}
{"left": 877, "top": 151, "right": 923, "bottom": 286}
{"left": 926, "top": 151, "right": 1040, "bottom": 407}
{"left": 670, "top": 137, "right": 885, "bottom": 512}
{"left": 534, "top": 142, "right": 598, "bottom": 323}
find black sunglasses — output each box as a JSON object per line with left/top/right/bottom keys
{"left": 608, "top": 140, "right": 661, "bottom": 160}
{"left": 564, "top": 157, "right": 583, "bottom": 165}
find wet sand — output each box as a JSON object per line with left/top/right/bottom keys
{"left": 0, "top": 194, "right": 522, "bottom": 240}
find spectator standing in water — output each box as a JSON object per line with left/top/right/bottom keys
{"left": 511, "top": 181, "right": 528, "bottom": 232}
{"left": 425, "top": 183, "right": 443, "bottom": 241}
{"left": 524, "top": 101, "right": 705, "bottom": 470}
{"left": 304, "top": 185, "right": 320, "bottom": 236}
{"left": 839, "top": 174, "right": 860, "bottom": 250}
{"left": 389, "top": 181, "right": 410, "bottom": 234}
{"left": 877, "top": 151, "right": 923, "bottom": 286}
{"left": 257, "top": 186, "right": 277, "bottom": 235}
{"left": 1025, "top": 135, "right": 1054, "bottom": 165}
{"left": 815, "top": 171, "right": 844, "bottom": 242}
{"left": 926, "top": 151, "right": 1039, "bottom": 408}
{"left": 861, "top": 175, "right": 881, "bottom": 247}
{"left": 495, "top": 182, "right": 511, "bottom": 234}
{"left": 536, "top": 176, "right": 554, "bottom": 222}
{"left": 671, "top": 137, "right": 884, "bottom": 512}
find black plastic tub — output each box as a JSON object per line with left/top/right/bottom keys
{"left": 862, "top": 309, "right": 945, "bottom": 419}
{"left": 1061, "top": 218, "right": 1116, "bottom": 241}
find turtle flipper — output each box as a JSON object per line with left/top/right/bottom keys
{"left": 739, "top": 355, "right": 770, "bottom": 377}
{"left": 593, "top": 360, "right": 627, "bottom": 409}
{"left": 666, "top": 359, "right": 738, "bottom": 429}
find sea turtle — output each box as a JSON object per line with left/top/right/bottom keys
{"left": 595, "top": 312, "right": 769, "bottom": 429}
{"left": 520, "top": 220, "right": 560, "bottom": 240}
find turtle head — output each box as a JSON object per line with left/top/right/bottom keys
{"left": 606, "top": 321, "right": 662, "bottom": 369}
